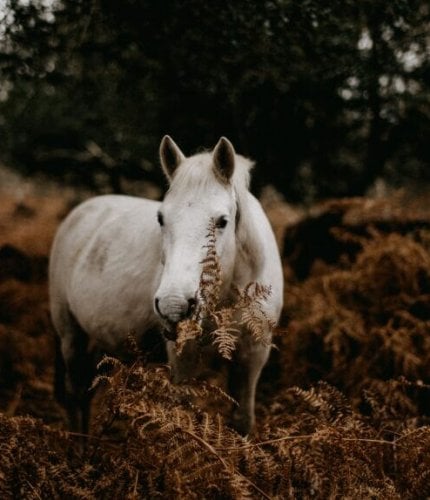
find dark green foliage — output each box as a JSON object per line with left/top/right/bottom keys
{"left": 0, "top": 1, "right": 429, "bottom": 199}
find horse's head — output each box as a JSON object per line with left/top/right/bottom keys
{"left": 154, "top": 136, "right": 246, "bottom": 335}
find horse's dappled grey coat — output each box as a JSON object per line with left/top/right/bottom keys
{"left": 49, "top": 136, "right": 283, "bottom": 435}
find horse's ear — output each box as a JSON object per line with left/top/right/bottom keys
{"left": 213, "top": 137, "right": 235, "bottom": 183}
{"left": 160, "top": 135, "right": 186, "bottom": 181}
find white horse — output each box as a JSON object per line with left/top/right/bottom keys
{"left": 49, "top": 136, "right": 283, "bottom": 435}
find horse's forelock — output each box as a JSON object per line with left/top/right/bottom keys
{"left": 167, "top": 152, "right": 253, "bottom": 199}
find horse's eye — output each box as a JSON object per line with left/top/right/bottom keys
{"left": 216, "top": 216, "right": 228, "bottom": 229}
{"left": 157, "top": 212, "right": 164, "bottom": 226}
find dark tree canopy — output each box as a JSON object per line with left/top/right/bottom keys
{"left": 0, "top": 0, "right": 429, "bottom": 200}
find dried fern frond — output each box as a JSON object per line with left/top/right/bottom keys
{"left": 89, "top": 358, "right": 272, "bottom": 499}
{"left": 175, "top": 221, "right": 276, "bottom": 358}
{"left": 176, "top": 319, "right": 203, "bottom": 355}
{"left": 395, "top": 426, "right": 430, "bottom": 498}
{"left": 281, "top": 230, "right": 430, "bottom": 395}
{"left": 211, "top": 324, "right": 240, "bottom": 361}
{"left": 198, "top": 220, "right": 222, "bottom": 313}
{"left": 232, "top": 283, "right": 274, "bottom": 344}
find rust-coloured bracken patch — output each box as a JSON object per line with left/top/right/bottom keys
{"left": 1, "top": 192, "right": 430, "bottom": 499}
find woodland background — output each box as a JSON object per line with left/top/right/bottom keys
{"left": 0, "top": 0, "right": 429, "bottom": 200}
{"left": 1, "top": 1, "right": 430, "bottom": 499}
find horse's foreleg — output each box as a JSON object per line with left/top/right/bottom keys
{"left": 228, "top": 339, "right": 271, "bottom": 436}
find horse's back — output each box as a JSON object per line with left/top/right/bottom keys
{"left": 49, "top": 194, "right": 162, "bottom": 348}
{"left": 50, "top": 194, "right": 160, "bottom": 286}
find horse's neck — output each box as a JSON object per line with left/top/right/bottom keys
{"left": 232, "top": 191, "right": 266, "bottom": 288}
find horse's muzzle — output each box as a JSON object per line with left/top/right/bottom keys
{"left": 155, "top": 296, "right": 197, "bottom": 343}
{"left": 154, "top": 296, "right": 197, "bottom": 324}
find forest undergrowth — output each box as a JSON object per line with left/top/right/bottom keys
{"left": 1, "top": 191, "right": 430, "bottom": 498}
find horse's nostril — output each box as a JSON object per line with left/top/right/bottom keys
{"left": 154, "top": 297, "right": 162, "bottom": 316}
{"left": 187, "top": 297, "right": 197, "bottom": 316}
